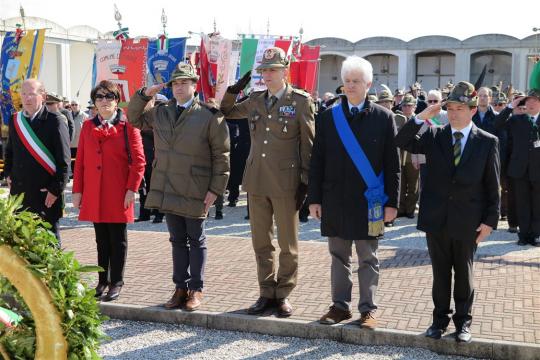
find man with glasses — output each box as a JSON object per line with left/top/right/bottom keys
{"left": 4, "top": 79, "right": 71, "bottom": 244}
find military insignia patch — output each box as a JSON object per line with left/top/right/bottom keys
{"left": 264, "top": 49, "right": 276, "bottom": 59}
{"left": 279, "top": 106, "right": 296, "bottom": 117}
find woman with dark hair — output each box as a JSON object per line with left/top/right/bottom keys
{"left": 72, "top": 80, "right": 145, "bottom": 301}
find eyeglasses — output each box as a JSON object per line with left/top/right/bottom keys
{"left": 427, "top": 100, "right": 440, "bottom": 104}
{"left": 95, "top": 93, "right": 116, "bottom": 101}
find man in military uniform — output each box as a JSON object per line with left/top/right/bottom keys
{"left": 220, "top": 47, "right": 315, "bottom": 317}
{"left": 397, "top": 94, "right": 420, "bottom": 218}
{"left": 128, "top": 63, "right": 230, "bottom": 312}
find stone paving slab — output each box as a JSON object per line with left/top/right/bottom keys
{"left": 61, "top": 227, "right": 540, "bottom": 345}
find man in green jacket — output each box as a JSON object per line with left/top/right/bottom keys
{"left": 128, "top": 63, "right": 230, "bottom": 312}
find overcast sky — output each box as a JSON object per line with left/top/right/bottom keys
{"left": 2, "top": 0, "right": 540, "bottom": 43}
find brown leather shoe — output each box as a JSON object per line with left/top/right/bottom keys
{"left": 277, "top": 298, "right": 293, "bottom": 317}
{"left": 359, "top": 311, "right": 377, "bottom": 330}
{"left": 185, "top": 290, "right": 203, "bottom": 311}
{"left": 164, "top": 288, "right": 188, "bottom": 309}
{"left": 320, "top": 305, "right": 352, "bottom": 325}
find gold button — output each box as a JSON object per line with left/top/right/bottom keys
{"left": 262, "top": 153, "right": 266, "bottom": 157}
{"left": 268, "top": 115, "right": 272, "bottom": 119}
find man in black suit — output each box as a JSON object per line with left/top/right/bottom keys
{"left": 308, "top": 56, "right": 400, "bottom": 329}
{"left": 395, "top": 81, "right": 500, "bottom": 343}
{"left": 4, "top": 79, "right": 71, "bottom": 245}
{"left": 494, "top": 90, "right": 540, "bottom": 246}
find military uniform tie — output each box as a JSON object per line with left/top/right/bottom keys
{"left": 453, "top": 131, "right": 464, "bottom": 166}
{"left": 266, "top": 95, "right": 277, "bottom": 111}
{"left": 351, "top": 107, "right": 359, "bottom": 116}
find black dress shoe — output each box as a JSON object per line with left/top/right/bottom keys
{"left": 529, "top": 237, "right": 540, "bottom": 247}
{"left": 135, "top": 216, "right": 150, "bottom": 222}
{"left": 227, "top": 200, "right": 237, "bottom": 207}
{"left": 406, "top": 213, "right": 415, "bottom": 219}
{"left": 94, "top": 283, "right": 108, "bottom": 298}
{"left": 299, "top": 215, "right": 308, "bottom": 223}
{"left": 455, "top": 326, "right": 472, "bottom": 343}
{"left": 247, "top": 297, "right": 274, "bottom": 315}
{"left": 425, "top": 325, "right": 446, "bottom": 339}
{"left": 244, "top": 215, "right": 250, "bottom": 220}
{"left": 276, "top": 298, "right": 293, "bottom": 317}
{"left": 152, "top": 215, "right": 164, "bottom": 223}
{"left": 508, "top": 227, "right": 518, "bottom": 233}
{"left": 215, "top": 211, "right": 223, "bottom": 220}
{"left": 102, "top": 285, "right": 122, "bottom": 302}
{"left": 384, "top": 221, "right": 394, "bottom": 227}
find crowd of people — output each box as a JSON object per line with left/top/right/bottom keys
{"left": 2, "top": 46, "right": 540, "bottom": 344}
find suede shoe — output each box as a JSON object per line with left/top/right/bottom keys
{"left": 319, "top": 305, "right": 352, "bottom": 325}
{"left": 164, "top": 288, "right": 188, "bottom": 309}
{"left": 185, "top": 290, "right": 203, "bottom": 311}
{"left": 359, "top": 311, "right": 377, "bottom": 330}
{"left": 248, "top": 297, "right": 274, "bottom": 315}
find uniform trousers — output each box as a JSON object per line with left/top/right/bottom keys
{"left": 248, "top": 193, "right": 298, "bottom": 299}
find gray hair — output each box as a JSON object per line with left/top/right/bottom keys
{"left": 341, "top": 56, "right": 373, "bottom": 84}
{"left": 478, "top": 87, "right": 493, "bottom": 97}
{"left": 427, "top": 90, "right": 442, "bottom": 100}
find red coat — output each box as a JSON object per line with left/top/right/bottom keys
{"left": 73, "top": 114, "right": 145, "bottom": 223}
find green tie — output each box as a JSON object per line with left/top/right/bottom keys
{"left": 453, "top": 131, "right": 464, "bottom": 166}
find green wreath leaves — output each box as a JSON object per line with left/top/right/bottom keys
{"left": 0, "top": 194, "right": 106, "bottom": 359}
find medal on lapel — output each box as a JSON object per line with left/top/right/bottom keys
{"left": 282, "top": 120, "right": 289, "bottom": 133}
{"left": 279, "top": 105, "right": 296, "bottom": 118}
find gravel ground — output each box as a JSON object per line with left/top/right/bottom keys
{"left": 55, "top": 182, "right": 540, "bottom": 258}
{"left": 99, "top": 320, "right": 483, "bottom": 360}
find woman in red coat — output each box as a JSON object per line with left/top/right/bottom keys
{"left": 72, "top": 80, "right": 145, "bottom": 302}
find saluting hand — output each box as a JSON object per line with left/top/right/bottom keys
{"left": 475, "top": 223, "right": 492, "bottom": 244}
{"left": 416, "top": 104, "right": 442, "bottom": 121}
{"left": 144, "top": 83, "right": 166, "bottom": 98}
{"left": 228, "top": 70, "right": 251, "bottom": 94}
{"left": 510, "top": 96, "right": 525, "bottom": 109}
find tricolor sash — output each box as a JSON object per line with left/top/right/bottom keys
{"left": 332, "top": 105, "right": 388, "bottom": 237}
{"left": 13, "top": 111, "right": 56, "bottom": 175}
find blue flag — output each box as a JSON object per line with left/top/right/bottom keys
{"left": 147, "top": 37, "right": 187, "bottom": 99}
{"left": 0, "top": 32, "right": 17, "bottom": 125}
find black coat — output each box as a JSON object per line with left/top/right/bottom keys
{"left": 5, "top": 106, "right": 71, "bottom": 223}
{"left": 395, "top": 120, "right": 500, "bottom": 239}
{"left": 473, "top": 105, "right": 508, "bottom": 169}
{"left": 494, "top": 107, "right": 540, "bottom": 180}
{"left": 307, "top": 97, "right": 401, "bottom": 240}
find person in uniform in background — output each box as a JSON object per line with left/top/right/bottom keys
{"left": 220, "top": 47, "right": 315, "bottom": 317}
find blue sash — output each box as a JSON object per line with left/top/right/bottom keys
{"left": 332, "top": 105, "right": 388, "bottom": 236}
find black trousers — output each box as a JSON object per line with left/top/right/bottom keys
{"left": 138, "top": 166, "right": 163, "bottom": 219}
{"left": 502, "top": 175, "right": 518, "bottom": 228}
{"left": 513, "top": 177, "right": 540, "bottom": 239}
{"left": 93, "top": 223, "right": 128, "bottom": 287}
{"left": 426, "top": 231, "right": 477, "bottom": 330}
{"left": 165, "top": 214, "right": 207, "bottom": 291}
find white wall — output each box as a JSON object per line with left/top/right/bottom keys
{"left": 70, "top": 42, "right": 95, "bottom": 106}
{"left": 39, "top": 42, "right": 60, "bottom": 95}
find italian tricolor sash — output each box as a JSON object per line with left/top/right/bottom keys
{"left": 13, "top": 111, "right": 56, "bottom": 175}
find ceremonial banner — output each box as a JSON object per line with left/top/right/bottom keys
{"left": 0, "top": 29, "right": 45, "bottom": 125}
{"left": 95, "top": 38, "right": 148, "bottom": 104}
{"left": 289, "top": 44, "right": 320, "bottom": 94}
{"left": 214, "top": 38, "right": 233, "bottom": 102}
{"left": 198, "top": 35, "right": 215, "bottom": 101}
{"left": 147, "top": 37, "right": 187, "bottom": 99}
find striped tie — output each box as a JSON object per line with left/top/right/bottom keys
{"left": 453, "top": 131, "right": 464, "bottom": 166}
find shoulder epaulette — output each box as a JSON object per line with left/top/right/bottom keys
{"left": 292, "top": 88, "right": 310, "bottom": 98}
